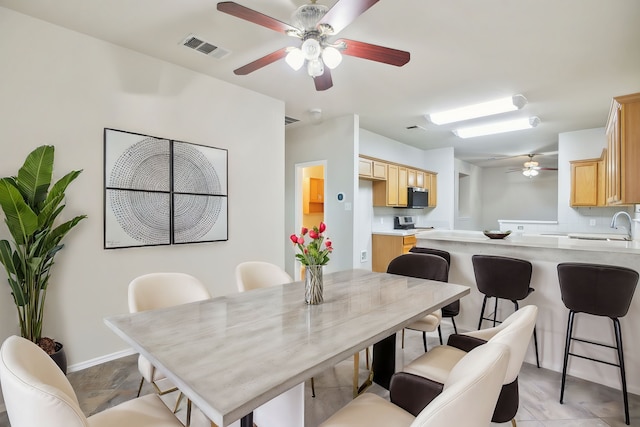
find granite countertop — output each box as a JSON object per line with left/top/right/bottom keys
{"left": 415, "top": 230, "right": 640, "bottom": 254}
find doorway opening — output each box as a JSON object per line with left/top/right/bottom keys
{"left": 295, "top": 162, "right": 326, "bottom": 280}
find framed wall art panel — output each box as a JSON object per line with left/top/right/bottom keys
{"left": 104, "top": 128, "right": 228, "bottom": 249}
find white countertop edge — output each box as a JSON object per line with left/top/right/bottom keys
{"left": 415, "top": 230, "right": 640, "bottom": 255}
{"left": 497, "top": 220, "right": 559, "bottom": 224}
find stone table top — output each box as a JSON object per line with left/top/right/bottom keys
{"left": 104, "top": 269, "right": 469, "bottom": 426}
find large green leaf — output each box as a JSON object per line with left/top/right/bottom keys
{"left": 43, "top": 215, "right": 86, "bottom": 251}
{"left": 0, "top": 179, "right": 38, "bottom": 245}
{"left": 16, "top": 145, "right": 54, "bottom": 210}
{"left": 0, "top": 241, "right": 26, "bottom": 306}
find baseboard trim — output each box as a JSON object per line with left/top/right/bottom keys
{"left": 67, "top": 347, "right": 137, "bottom": 373}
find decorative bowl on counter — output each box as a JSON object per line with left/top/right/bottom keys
{"left": 483, "top": 230, "right": 512, "bottom": 239}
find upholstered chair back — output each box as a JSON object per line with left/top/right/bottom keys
{"left": 235, "top": 261, "right": 293, "bottom": 292}
{"left": 387, "top": 253, "right": 449, "bottom": 283}
{"left": 128, "top": 272, "right": 211, "bottom": 312}
{"left": 0, "top": 335, "right": 87, "bottom": 427}
{"left": 464, "top": 305, "right": 538, "bottom": 383}
{"left": 410, "top": 342, "right": 510, "bottom": 427}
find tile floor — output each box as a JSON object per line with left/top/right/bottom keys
{"left": 1, "top": 327, "right": 638, "bottom": 426}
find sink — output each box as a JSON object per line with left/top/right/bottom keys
{"left": 567, "top": 232, "right": 629, "bottom": 241}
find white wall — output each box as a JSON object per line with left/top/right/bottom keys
{"left": 285, "top": 115, "right": 359, "bottom": 276}
{"left": 454, "top": 159, "right": 484, "bottom": 230}
{"left": 0, "top": 6, "right": 285, "bottom": 373}
{"left": 481, "top": 166, "right": 558, "bottom": 230}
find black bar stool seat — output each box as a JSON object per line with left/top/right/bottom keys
{"left": 472, "top": 254, "right": 540, "bottom": 368}
{"left": 557, "top": 262, "right": 638, "bottom": 426}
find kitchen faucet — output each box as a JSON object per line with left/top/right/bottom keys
{"left": 610, "top": 211, "right": 633, "bottom": 240}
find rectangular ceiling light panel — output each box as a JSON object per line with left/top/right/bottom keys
{"left": 426, "top": 94, "right": 527, "bottom": 125}
{"left": 453, "top": 116, "right": 540, "bottom": 138}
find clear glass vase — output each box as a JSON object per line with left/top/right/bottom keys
{"left": 305, "top": 265, "right": 324, "bottom": 304}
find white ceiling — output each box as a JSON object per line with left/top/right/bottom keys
{"left": 3, "top": 0, "right": 639, "bottom": 168}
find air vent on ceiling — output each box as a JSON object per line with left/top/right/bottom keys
{"left": 181, "top": 34, "right": 231, "bottom": 59}
{"left": 285, "top": 116, "right": 300, "bottom": 125}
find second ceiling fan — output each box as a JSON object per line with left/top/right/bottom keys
{"left": 217, "top": 0, "right": 411, "bottom": 91}
{"left": 508, "top": 154, "right": 558, "bottom": 178}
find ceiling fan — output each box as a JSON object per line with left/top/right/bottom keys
{"left": 507, "top": 154, "right": 558, "bottom": 178}
{"left": 216, "top": 0, "right": 411, "bottom": 91}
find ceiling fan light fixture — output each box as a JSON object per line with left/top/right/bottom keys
{"left": 285, "top": 48, "right": 305, "bottom": 71}
{"left": 322, "top": 46, "right": 342, "bottom": 69}
{"left": 522, "top": 168, "right": 539, "bottom": 178}
{"left": 301, "top": 38, "right": 322, "bottom": 60}
{"left": 427, "top": 94, "right": 528, "bottom": 125}
{"left": 307, "top": 58, "right": 324, "bottom": 77}
{"left": 453, "top": 116, "right": 540, "bottom": 138}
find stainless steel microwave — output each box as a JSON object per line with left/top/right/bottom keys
{"left": 407, "top": 187, "right": 429, "bottom": 208}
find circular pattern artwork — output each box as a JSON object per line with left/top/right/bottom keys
{"left": 105, "top": 130, "right": 227, "bottom": 248}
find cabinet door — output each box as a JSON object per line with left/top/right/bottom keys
{"left": 571, "top": 161, "right": 599, "bottom": 206}
{"left": 428, "top": 173, "right": 438, "bottom": 207}
{"left": 358, "top": 158, "right": 373, "bottom": 178}
{"left": 372, "top": 162, "right": 387, "bottom": 179}
{"left": 407, "top": 169, "right": 417, "bottom": 187}
{"left": 416, "top": 171, "right": 425, "bottom": 188}
{"left": 310, "top": 177, "right": 324, "bottom": 202}
{"left": 398, "top": 167, "right": 408, "bottom": 206}
{"left": 387, "top": 164, "right": 399, "bottom": 206}
{"left": 606, "top": 105, "right": 622, "bottom": 204}
{"left": 372, "top": 234, "right": 401, "bottom": 272}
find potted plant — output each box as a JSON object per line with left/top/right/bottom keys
{"left": 0, "top": 145, "right": 86, "bottom": 372}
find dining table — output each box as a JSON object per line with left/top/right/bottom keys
{"left": 104, "top": 269, "right": 469, "bottom": 427}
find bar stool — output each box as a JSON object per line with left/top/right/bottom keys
{"left": 387, "top": 253, "right": 448, "bottom": 352}
{"left": 557, "top": 262, "right": 638, "bottom": 425}
{"left": 472, "top": 254, "right": 540, "bottom": 368}
{"left": 409, "top": 247, "right": 459, "bottom": 334}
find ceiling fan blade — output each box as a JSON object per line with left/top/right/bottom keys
{"left": 337, "top": 39, "right": 410, "bottom": 66}
{"left": 314, "top": 67, "right": 333, "bottom": 91}
{"left": 217, "top": 2, "right": 299, "bottom": 35}
{"left": 318, "top": 0, "right": 380, "bottom": 35}
{"left": 233, "top": 47, "right": 289, "bottom": 75}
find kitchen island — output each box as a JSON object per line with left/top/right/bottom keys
{"left": 415, "top": 230, "right": 640, "bottom": 395}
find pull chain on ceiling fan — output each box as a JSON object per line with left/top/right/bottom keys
{"left": 216, "top": 1, "right": 411, "bottom": 91}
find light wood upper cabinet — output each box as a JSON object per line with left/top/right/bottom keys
{"left": 424, "top": 173, "right": 437, "bottom": 207}
{"left": 398, "top": 167, "right": 408, "bottom": 206}
{"left": 570, "top": 154, "right": 605, "bottom": 207}
{"left": 407, "top": 169, "right": 417, "bottom": 187}
{"left": 304, "top": 177, "right": 324, "bottom": 214}
{"left": 366, "top": 155, "right": 437, "bottom": 207}
{"left": 359, "top": 157, "right": 387, "bottom": 180}
{"left": 373, "top": 164, "right": 399, "bottom": 206}
{"left": 606, "top": 92, "right": 640, "bottom": 205}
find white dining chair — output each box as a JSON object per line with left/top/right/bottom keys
{"left": 128, "top": 272, "right": 212, "bottom": 426}
{"left": 319, "top": 342, "right": 510, "bottom": 427}
{"left": 391, "top": 305, "right": 538, "bottom": 426}
{"left": 0, "top": 335, "right": 185, "bottom": 427}
{"left": 235, "top": 261, "right": 294, "bottom": 292}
